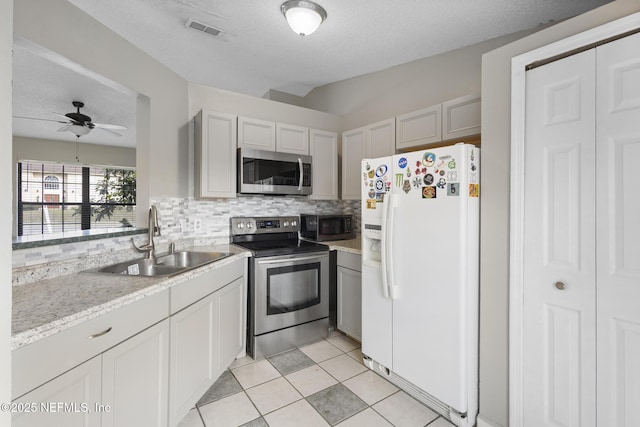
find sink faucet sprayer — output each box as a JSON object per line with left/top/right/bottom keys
{"left": 132, "top": 205, "right": 161, "bottom": 260}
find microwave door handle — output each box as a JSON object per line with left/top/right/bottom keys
{"left": 298, "top": 158, "right": 303, "bottom": 191}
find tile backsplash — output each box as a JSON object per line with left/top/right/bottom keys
{"left": 12, "top": 196, "right": 360, "bottom": 282}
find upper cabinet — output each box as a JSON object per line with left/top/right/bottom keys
{"left": 239, "top": 117, "right": 311, "bottom": 155}
{"left": 238, "top": 116, "right": 276, "bottom": 151}
{"left": 342, "top": 119, "right": 395, "bottom": 200}
{"left": 395, "top": 94, "right": 481, "bottom": 151}
{"left": 366, "top": 118, "right": 396, "bottom": 159}
{"left": 309, "top": 129, "right": 338, "bottom": 200}
{"left": 194, "top": 111, "right": 237, "bottom": 199}
{"left": 276, "top": 123, "right": 309, "bottom": 155}
{"left": 396, "top": 104, "right": 442, "bottom": 150}
{"left": 442, "top": 93, "right": 481, "bottom": 141}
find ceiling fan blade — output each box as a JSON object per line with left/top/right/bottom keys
{"left": 92, "top": 122, "right": 128, "bottom": 131}
{"left": 53, "top": 112, "right": 71, "bottom": 121}
{"left": 13, "top": 115, "right": 68, "bottom": 124}
{"left": 96, "top": 127, "right": 123, "bottom": 137}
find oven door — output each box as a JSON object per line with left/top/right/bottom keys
{"left": 253, "top": 252, "right": 329, "bottom": 335}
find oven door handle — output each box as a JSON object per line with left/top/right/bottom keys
{"left": 256, "top": 254, "right": 326, "bottom": 265}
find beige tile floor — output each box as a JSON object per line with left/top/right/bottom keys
{"left": 178, "top": 334, "right": 456, "bottom": 427}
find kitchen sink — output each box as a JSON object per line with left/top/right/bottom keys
{"left": 87, "top": 251, "right": 232, "bottom": 277}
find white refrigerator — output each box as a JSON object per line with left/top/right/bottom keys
{"left": 360, "top": 143, "right": 479, "bottom": 427}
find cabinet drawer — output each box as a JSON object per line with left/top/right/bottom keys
{"left": 337, "top": 251, "right": 361, "bottom": 272}
{"left": 13, "top": 289, "right": 169, "bottom": 399}
{"left": 170, "top": 259, "right": 245, "bottom": 314}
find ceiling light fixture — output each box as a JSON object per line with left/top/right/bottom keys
{"left": 281, "top": 0, "right": 327, "bottom": 36}
{"left": 67, "top": 124, "right": 91, "bottom": 137}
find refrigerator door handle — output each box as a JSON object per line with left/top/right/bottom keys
{"left": 386, "top": 193, "right": 398, "bottom": 299}
{"left": 380, "top": 192, "right": 391, "bottom": 299}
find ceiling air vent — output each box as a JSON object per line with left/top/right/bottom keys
{"left": 185, "top": 18, "right": 221, "bottom": 37}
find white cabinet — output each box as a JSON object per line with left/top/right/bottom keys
{"left": 396, "top": 104, "right": 442, "bottom": 150}
{"left": 13, "top": 357, "right": 102, "bottom": 427}
{"left": 195, "top": 110, "right": 237, "bottom": 199}
{"left": 336, "top": 252, "right": 362, "bottom": 342}
{"left": 441, "top": 94, "right": 481, "bottom": 141}
{"left": 309, "top": 129, "right": 338, "bottom": 200}
{"left": 169, "top": 262, "right": 246, "bottom": 427}
{"left": 341, "top": 127, "right": 366, "bottom": 200}
{"left": 13, "top": 319, "right": 169, "bottom": 427}
{"left": 102, "top": 320, "right": 170, "bottom": 427}
{"left": 238, "top": 116, "right": 276, "bottom": 151}
{"left": 366, "top": 118, "right": 396, "bottom": 159}
{"left": 342, "top": 119, "right": 396, "bottom": 200}
{"left": 276, "top": 123, "right": 309, "bottom": 155}
{"left": 395, "top": 94, "right": 481, "bottom": 151}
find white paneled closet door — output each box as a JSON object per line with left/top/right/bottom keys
{"left": 523, "top": 50, "right": 597, "bottom": 426}
{"left": 596, "top": 32, "right": 640, "bottom": 427}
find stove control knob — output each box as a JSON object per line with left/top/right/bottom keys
{"left": 247, "top": 223, "right": 253, "bottom": 228}
{"left": 291, "top": 220, "right": 297, "bottom": 227}
{"left": 237, "top": 222, "right": 244, "bottom": 229}
{"left": 283, "top": 221, "right": 290, "bottom": 227}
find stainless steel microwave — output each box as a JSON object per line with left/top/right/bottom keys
{"left": 238, "top": 148, "right": 312, "bottom": 196}
{"left": 300, "top": 214, "right": 355, "bottom": 241}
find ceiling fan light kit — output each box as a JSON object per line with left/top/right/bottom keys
{"left": 281, "top": 0, "right": 326, "bottom": 36}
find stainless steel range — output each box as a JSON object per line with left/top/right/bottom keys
{"left": 231, "top": 216, "right": 330, "bottom": 359}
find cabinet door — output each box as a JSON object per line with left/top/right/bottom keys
{"left": 337, "top": 266, "right": 362, "bottom": 342}
{"left": 396, "top": 104, "right": 442, "bottom": 150}
{"left": 195, "top": 110, "right": 237, "bottom": 198}
{"left": 342, "top": 127, "right": 366, "bottom": 200}
{"left": 442, "top": 94, "right": 481, "bottom": 141}
{"left": 276, "top": 123, "right": 309, "bottom": 155}
{"left": 366, "top": 118, "right": 395, "bottom": 159}
{"left": 13, "top": 357, "right": 101, "bottom": 427}
{"left": 238, "top": 116, "right": 276, "bottom": 151}
{"left": 102, "top": 319, "right": 169, "bottom": 427}
{"left": 309, "top": 129, "right": 338, "bottom": 200}
{"left": 212, "top": 278, "right": 246, "bottom": 376}
{"left": 169, "top": 294, "right": 217, "bottom": 426}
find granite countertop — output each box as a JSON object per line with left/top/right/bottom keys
{"left": 324, "top": 236, "right": 362, "bottom": 255}
{"left": 12, "top": 244, "right": 250, "bottom": 351}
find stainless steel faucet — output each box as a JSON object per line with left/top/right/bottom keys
{"left": 132, "top": 205, "right": 161, "bottom": 260}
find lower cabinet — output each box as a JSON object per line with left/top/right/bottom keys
{"left": 12, "top": 356, "right": 102, "bottom": 427}
{"left": 13, "top": 319, "right": 169, "bottom": 427}
{"left": 336, "top": 252, "right": 362, "bottom": 342}
{"left": 102, "top": 320, "right": 170, "bottom": 427}
{"left": 169, "top": 277, "right": 245, "bottom": 427}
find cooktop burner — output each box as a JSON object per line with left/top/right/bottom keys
{"left": 230, "top": 216, "right": 329, "bottom": 257}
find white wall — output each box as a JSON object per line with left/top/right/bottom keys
{"left": 479, "top": 1, "right": 640, "bottom": 426}
{"left": 13, "top": 0, "right": 189, "bottom": 201}
{"left": 0, "top": 0, "right": 13, "bottom": 424}
{"left": 304, "top": 32, "right": 531, "bottom": 130}
{"left": 13, "top": 136, "right": 136, "bottom": 167}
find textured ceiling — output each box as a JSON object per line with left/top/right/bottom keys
{"left": 68, "top": 0, "right": 611, "bottom": 97}
{"left": 13, "top": 0, "right": 612, "bottom": 148}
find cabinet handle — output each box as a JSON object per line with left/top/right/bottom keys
{"left": 554, "top": 281, "right": 566, "bottom": 290}
{"left": 88, "top": 327, "right": 112, "bottom": 339}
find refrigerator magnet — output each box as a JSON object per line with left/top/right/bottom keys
{"left": 402, "top": 180, "right": 411, "bottom": 194}
{"left": 422, "top": 186, "right": 437, "bottom": 199}
{"left": 422, "top": 152, "right": 436, "bottom": 167}
{"left": 423, "top": 174, "right": 434, "bottom": 185}
{"left": 448, "top": 183, "right": 460, "bottom": 196}
{"left": 398, "top": 157, "right": 408, "bottom": 169}
{"left": 469, "top": 184, "right": 479, "bottom": 197}
{"left": 366, "top": 199, "right": 377, "bottom": 209}
{"left": 376, "top": 165, "right": 388, "bottom": 177}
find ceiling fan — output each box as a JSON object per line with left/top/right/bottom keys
{"left": 14, "top": 101, "right": 128, "bottom": 138}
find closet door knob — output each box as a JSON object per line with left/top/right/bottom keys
{"left": 554, "top": 281, "right": 566, "bottom": 290}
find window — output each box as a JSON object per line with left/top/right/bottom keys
{"left": 44, "top": 175, "right": 59, "bottom": 190}
{"left": 18, "top": 161, "right": 136, "bottom": 236}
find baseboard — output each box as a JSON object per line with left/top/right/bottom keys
{"left": 476, "top": 415, "right": 504, "bottom": 427}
